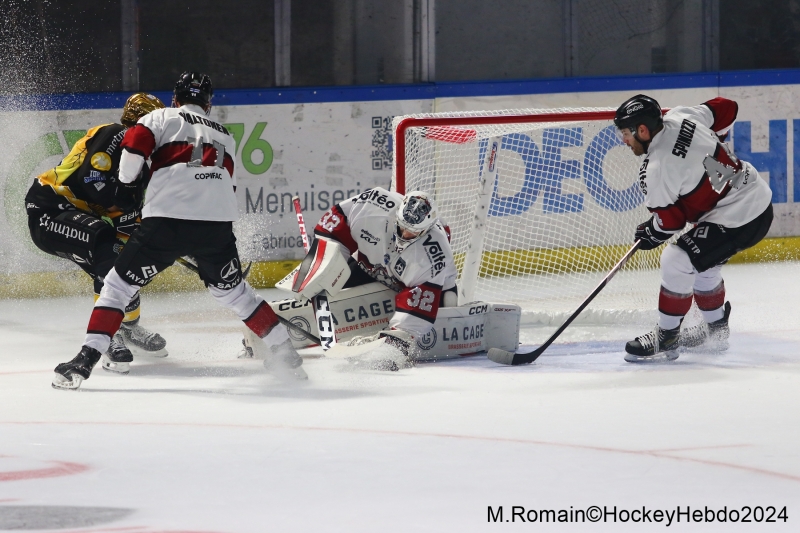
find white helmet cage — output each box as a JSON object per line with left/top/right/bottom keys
{"left": 395, "top": 191, "right": 439, "bottom": 247}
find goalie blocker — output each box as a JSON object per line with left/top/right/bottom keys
{"left": 268, "top": 282, "right": 520, "bottom": 360}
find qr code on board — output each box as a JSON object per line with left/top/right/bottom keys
{"left": 371, "top": 116, "right": 393, "bottom": 170}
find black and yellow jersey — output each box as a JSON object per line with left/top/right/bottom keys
{"left": 25, "top": 123, "right": 140, "bottom": 237}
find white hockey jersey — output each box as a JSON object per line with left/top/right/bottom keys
{"left": 314, "top": 187, "right": 457, "bottom": 336}
{"left": 640, "top": 98, "right": 772, "bottom": 233}
{"left": 118, "top": 104, "right": 239, "bottom": 221}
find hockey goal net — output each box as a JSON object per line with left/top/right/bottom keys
{"left": 391, "top": 108, "right": 663, "bottom": 320}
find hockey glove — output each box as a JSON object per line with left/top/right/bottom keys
{"left": 635, "top": 217, "right": 670, "bottom": 250}
{"left": 115, "top": 180, "right": 143, "bottom": 212}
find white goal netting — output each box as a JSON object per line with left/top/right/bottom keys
{"left": 391, "top": 108, "right": 663, "bottom": 319}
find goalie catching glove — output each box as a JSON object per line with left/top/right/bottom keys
{"left": 634, "top": 216, "right": 670, "bottom": 250}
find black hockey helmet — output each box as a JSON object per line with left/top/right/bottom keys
{"left": 614, "top": 94, "right": 663, "bottom": 132}
{"left": 174, "top": 71, "right": 213, "bottom": 107}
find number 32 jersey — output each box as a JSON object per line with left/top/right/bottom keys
{"left": 118, "top": 104, "right": 238, "bottom": 221}
{"left": 315, "top": 187, "right": 457, "bottom": 337}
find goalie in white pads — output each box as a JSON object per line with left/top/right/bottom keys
{"left": 278, "top": 187, "right": 460, "bottom": 363}
{"left": 615, "top": 94, "right": 773, "bottom": 362}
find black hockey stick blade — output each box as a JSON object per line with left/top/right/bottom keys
{"left": 487, "top": 240, "right": 643, "bottom": 366}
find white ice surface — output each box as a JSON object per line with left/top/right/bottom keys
{"left": 0, "top": 261, "right": 799, "bottom": 532}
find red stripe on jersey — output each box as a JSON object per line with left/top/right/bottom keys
{"left": 86, "top": 306, "right": 125, "bottom": 337}
{"left": 313, "top": 205, "right": 358, "bottom": 253}
{"left": 703, "top": 98, "right": 738, "bottom": 133}
{"left": 713, "top": 142, "right": 740, "bottom": 170}
{"left": 651, "top": 174, "right": 730, "bottom": 230}
{"left": 395, "top": 282, "right": 442, "bottom": 324}
{"left": 694, "top": 282, "right": 725, "bottom": 311}
{"left": 244, "top": 301, "right": 280, "bottom": 338}
{"left": 150, "top": 142, "right": 235, "bottom": 177}
{"left": 298, "top": 239, "right": 327, "bottom": 293}
{"left": 122, "top": 124, "right": 156, "bottom": 158}
{"left": 658, "top": 287, "right": 693, "bottom": 317}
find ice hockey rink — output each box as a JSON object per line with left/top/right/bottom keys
{"left": 0, "top": 261, "right": 798, "bottom": 532}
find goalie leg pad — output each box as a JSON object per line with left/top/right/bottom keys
{"left": 413, "top": 302, "right": 521, "bottom": 361}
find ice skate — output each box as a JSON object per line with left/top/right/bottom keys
{"left": 101, "top": 333, "right": 134, "bottom": 374}
{"left": 52, "top": 346, "right": 102, "bottom": 390}
{"left": 119, "top": 318, "right": 168, "bottom": 357}
{"left": 263, "top": 339, "right": 308, "bottom": 381}
{"left": 237, "top": 336, "right": 255, "bottom": 359}
{"left": 624, "top": 325, "right": 681, "bottom": 363}
{"left": 680, "top": 302, "right": 731, "bottom": 352}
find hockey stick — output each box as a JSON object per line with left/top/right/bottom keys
{"left": 292, "top": 195, "right": 338, "bottom": 351}
{"left": 487, "top": 240, "right": 643, "bottom": 366}
{"left": 174, "top": 256, "right": 321, "bottom": 344}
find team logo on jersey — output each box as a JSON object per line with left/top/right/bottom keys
{"left": 94, "top": 182, "right": 106, "bottom": 191}
{"left": 416, "top": 328, "right": 437, "bottom": 351}
{"left": 422, "top": 234, "right": 446, "bottom": 274}
{"left": 39, "top": 213, "right": 51, "bottom": 227}
{"left": 359, "top": 229, "right": 380, "bottom": 245}
{"left": 84, "top": 170, "right": 105, "bottom": 183}
{"left": 393, "top": 257, "right": 406, "bottom": 276}
{"left": 357, "top": 188, "right": 396, "bottom": 210}
{"left": 141, "top": 265, "right": 158, "bottom": 278}
{"left": 91, "top": 152, "right": 112, "bottom": 171}
{"left": 220, "top": 258, "right": 240, "bottom": 283}
{"left": 694, "top": 226, "right": 709, "bottom": 239}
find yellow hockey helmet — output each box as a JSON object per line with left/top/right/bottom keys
{"left": 120, "top": 92, "right": 165, "bottom": 126}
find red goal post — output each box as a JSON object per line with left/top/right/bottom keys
{"left": 390, "top": 108, "right": 664, "bottom": 319}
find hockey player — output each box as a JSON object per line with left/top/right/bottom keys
{"left": 52, "top": 71, "right": 304, "bottom": 389}
{"left": 285, "top": 187, "right": 458, "bottom": 361}
{"left": 614, "top": 94, "right": 773, "bottom": 362}
{"left": 26, "top": 93, "right": 168, "bottom": 373}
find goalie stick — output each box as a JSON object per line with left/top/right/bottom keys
{"left": 174, "top": 256, "right": 321, "bottom": 345}
{"left": 292, "top": 196, "right": 338, "bottom": 351}
{"left": 487, "top": 240, "right": 643, "bottom": 366}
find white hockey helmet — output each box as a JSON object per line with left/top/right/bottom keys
{"left": 395, "top": 191, "right": 439, "bottom": 248}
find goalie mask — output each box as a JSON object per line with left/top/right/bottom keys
{"left": 394, "top": 191, "right": 439, "bottom": 250}
{"left": 120, "top": 93, "right": 166, "bottom": 127}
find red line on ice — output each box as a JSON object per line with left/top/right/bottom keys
{"left": 0, "top": 460, "right": 89, "bottom": 481}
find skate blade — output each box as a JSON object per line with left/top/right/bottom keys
{"left": 681, "top": 337, "right": 729, "bottom": 354}
{"left": 624, "top": 350, "right": 679, "bottom": 363}
{"left": 127, "top": 344, "right": 168, "bottom": 358}
{"left": 101, "top": 356, "right": 130, "bottom": 374}
{"left": 51, "top": 373, "right": 83, "bottom": 390}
